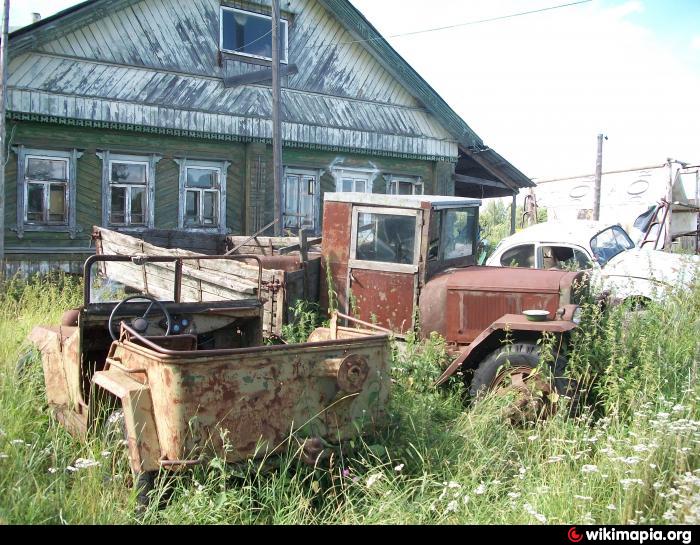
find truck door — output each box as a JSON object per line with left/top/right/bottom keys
{"left": 347, "top": 206, "right": 423, "bottom": 333}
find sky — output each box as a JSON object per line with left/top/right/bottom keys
{"left": 9, "top": 0, "right": 700, "bottom": 180}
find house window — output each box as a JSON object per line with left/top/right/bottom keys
{"left": 387, "top": 176, "right": 423, "bottom": 195}
{"left": 98, "top": 152, "right": 159, "bottom": 229}
{"left": 108, "top": 160, "right": 149, "bottom": 226}
{"left": 24, "top": 155, "right": 69, "bottom": 225}
{"left": 13, "top": 146, "right": 82, "bottom": 239}
{"left": 176, "top": 159, "right": 230, "bottom": 232}
{"left": 220, "top": 7, "right": 288, "bottom": 63}
{"left": 333, "top": 168, "right": 376, "bottom": 193}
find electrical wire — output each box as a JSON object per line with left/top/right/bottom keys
{"left": 226, "top": 0, "right": 592, "bottom": 56}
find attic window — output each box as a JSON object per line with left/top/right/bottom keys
{"left": 220, "top": 7, "right": 288, "bottom": 63}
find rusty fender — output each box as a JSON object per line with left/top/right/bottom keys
{"left": 435, "top": 313, "right": 578, "bottom": 387}
{"left": 92, "top": 368, "right": 162, "bottom": 474}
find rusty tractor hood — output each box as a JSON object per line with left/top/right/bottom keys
{"left": 443, "top": 266, "right": 580, "bottom": 293}
{"left": 419, "top": 266, "right": 584, "bottom": 345}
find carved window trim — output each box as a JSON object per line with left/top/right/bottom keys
{"left": 98, "top": 151, "right": 159, "bottom": 231}
{"left": 13, "top": 145, "right": 82, "bottom": 239}
{"left": 176, "top": 158, "right": 230, "bottom": 233}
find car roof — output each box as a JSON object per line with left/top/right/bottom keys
{"left": 497, "top": 220, "right": 618, "bottom": 249}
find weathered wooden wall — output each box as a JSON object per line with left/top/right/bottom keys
{"left": 3, "top": 120, "right": 444, "bottom": 274}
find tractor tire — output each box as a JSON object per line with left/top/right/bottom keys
{"left": 470, "top": 342, "right": 579, "bottom": 418}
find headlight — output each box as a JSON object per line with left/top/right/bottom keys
{"left": 572, "top": 306, "right": 583, "bottom": 325}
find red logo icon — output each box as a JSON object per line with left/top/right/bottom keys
{"left": 568, "top": 527, "right": 584, "bottom": 543}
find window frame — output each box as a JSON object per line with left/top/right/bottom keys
{"left": 349, "top": 206, "right": 422, "bottom": 274}
{"left": 176, "top": 158, "right": 230, "bottom": 233}
{"left": 219, "top": 6, "right": 289, "bottom": 64}
{"left": 386, "top": 175, "right": 424, "bottom": 196}
{"left": 98, "top": 151, "right": 159, "bottom": 231}
{"left": 537, "top": 243, "right": 595, "bottom": 270}
{"left": 13, "top": 146, "right": 82, "bottom": 239}
{"left": 332, "top": 167, "right": 376, "bottom": 194}
{"left": 499, "top": 244, "right": 536, "bottom": 269}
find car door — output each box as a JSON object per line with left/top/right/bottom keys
{"left": 347, "top": 205, "right": 423, "bottom": 333}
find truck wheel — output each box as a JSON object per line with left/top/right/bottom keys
{"left": 470, "top": 342, "right": 578, "bottom": 420}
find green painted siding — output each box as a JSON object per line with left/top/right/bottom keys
{"left": 3, "top": 121, "right": 455, "bottom": 270}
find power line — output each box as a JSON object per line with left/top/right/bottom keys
{"left": 301, "top": 0, "right": 593, "bottom": 52}
{"left": 227, "top": 0, "right": 592, "bottom": 57}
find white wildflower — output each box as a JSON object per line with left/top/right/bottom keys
{"left": 447, "top": 481, "right": 461, "bottom": 489}
{"left": 444, "top": 500, "right": 459, "bottom": 514}
{"left": 474, "top": 483, "right": 487, "bottom": 495}
{"left": 394, "top": 464, "right": 404, "bottom": 472}
{"left": 546, "top": 455, "right": 565, "bottom": 464}
{"left": 672, "top": 404, "right": 685, "bottom": 413}
{"left": 524, "top": 502, "right": 547, "bottom": 523}
{"left": 632, "top": 444, "right": 649, "bottom": 453}
{"left": 0, "top": 453, "right": 8, "bottom": 459}
{"left": 507, "top": 492, "right": 521, "bottom": 499}
{"left": 574, "top": 495, "right": 593, "bottom": 501}
{"left": 366, "top": 473, "right": 383, "bottom": 488}
{"left": 48, "top": 467, "right": 58, "bottom": 474}
{"left": 74, "top": 458, "right": 100, "bottom": 469}
{"left": 101, "top": 450, "right": 111, "bottom": 458}
{"left": 607, "top": 504, "right": 617, "bottom": 511}
{"left": 581, "top": 465, "right": 598, "bottom": 474}
{"left": 10, "top": 439, "right": 25, "bottom": 446}
{"left": 619, "top": 478, "right": 644, "bottom": 490}
{"left": 462, "top": 495, "right": 470, "bottom": 505}
{"left": 66, "top": 466, "right": 78, "bottom": 472}
{"left": 528, "top": 434, "right": 539, "bottom": 441}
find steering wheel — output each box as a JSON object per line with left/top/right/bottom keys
{"left": 108, "top": 294, "right": 173, "bottom": 341}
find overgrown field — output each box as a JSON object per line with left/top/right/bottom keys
{"left": 0, "top": 274, "right": 698, "bottom": 524}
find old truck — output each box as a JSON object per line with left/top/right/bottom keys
{"left": 321, "top": 193, "right": 587, "bottom": 406}
{"left": 28, "top": 253, "right": 391, "bottom": 502}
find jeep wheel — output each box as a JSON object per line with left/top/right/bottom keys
{"left": 470, "top": 342, "right": 577, "bottom": 422}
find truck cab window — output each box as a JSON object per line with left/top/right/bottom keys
{"left": 355, "top": 213, "right": 416, "bottom": 265}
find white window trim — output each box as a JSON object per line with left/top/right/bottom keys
{"left": 98, "top": 151, "right": 159, "bottom": 231}
{"left": 12, "top": 145, "right": 82, "bottom": 239}
{"left": 176, "top": 159, "right": 230, "bottom": 233}
{"left": 332, "top": 167, "right": 378, "bottom": 193}
{"left": 385, "top": 174, "right": 424, "bottom": 196}
{"left": 219, "top": 6, "right": 289, "bottom": 64}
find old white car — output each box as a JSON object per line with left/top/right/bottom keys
{"left": 486, "top": 221, "right": 699, "bottom": 304}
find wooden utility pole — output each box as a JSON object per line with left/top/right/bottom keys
{"left": 593, "top": 133, "right": 605, "bottom": 221}
{"left": 664, "top": 159, "right": 674, "bottom": 252}
{"left": 0, "top": 0, "right": 9, "bottom": 273}
{"left": 271, "top": 0, "right": 283, "bottom": 236}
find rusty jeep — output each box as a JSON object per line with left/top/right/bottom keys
{"left": 322, "top": 193, "right": 587, "bottom": 413}
{"left": 29, "top": 254, "right": 391, "bottom": 500}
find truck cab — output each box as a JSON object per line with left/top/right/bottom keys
{"left": 322, "top": 193, "right": 586, "bottom": 406}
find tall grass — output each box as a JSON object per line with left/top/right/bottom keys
{"left": 0, "top": 273, "right": 698, "bottom": 524}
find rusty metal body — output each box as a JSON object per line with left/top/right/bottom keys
{"left": 322, "top": 193, "right": 586, "bottom": 383}
{"left": 29, "top": 254, "right": 391, "bottom": 475}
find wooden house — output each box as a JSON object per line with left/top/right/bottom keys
{"left": 3, "top": 0, "right": 533, "bottom": 274}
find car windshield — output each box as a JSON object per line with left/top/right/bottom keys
{"left": 590, "top": 226, "right": 635, "bottom": 266}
